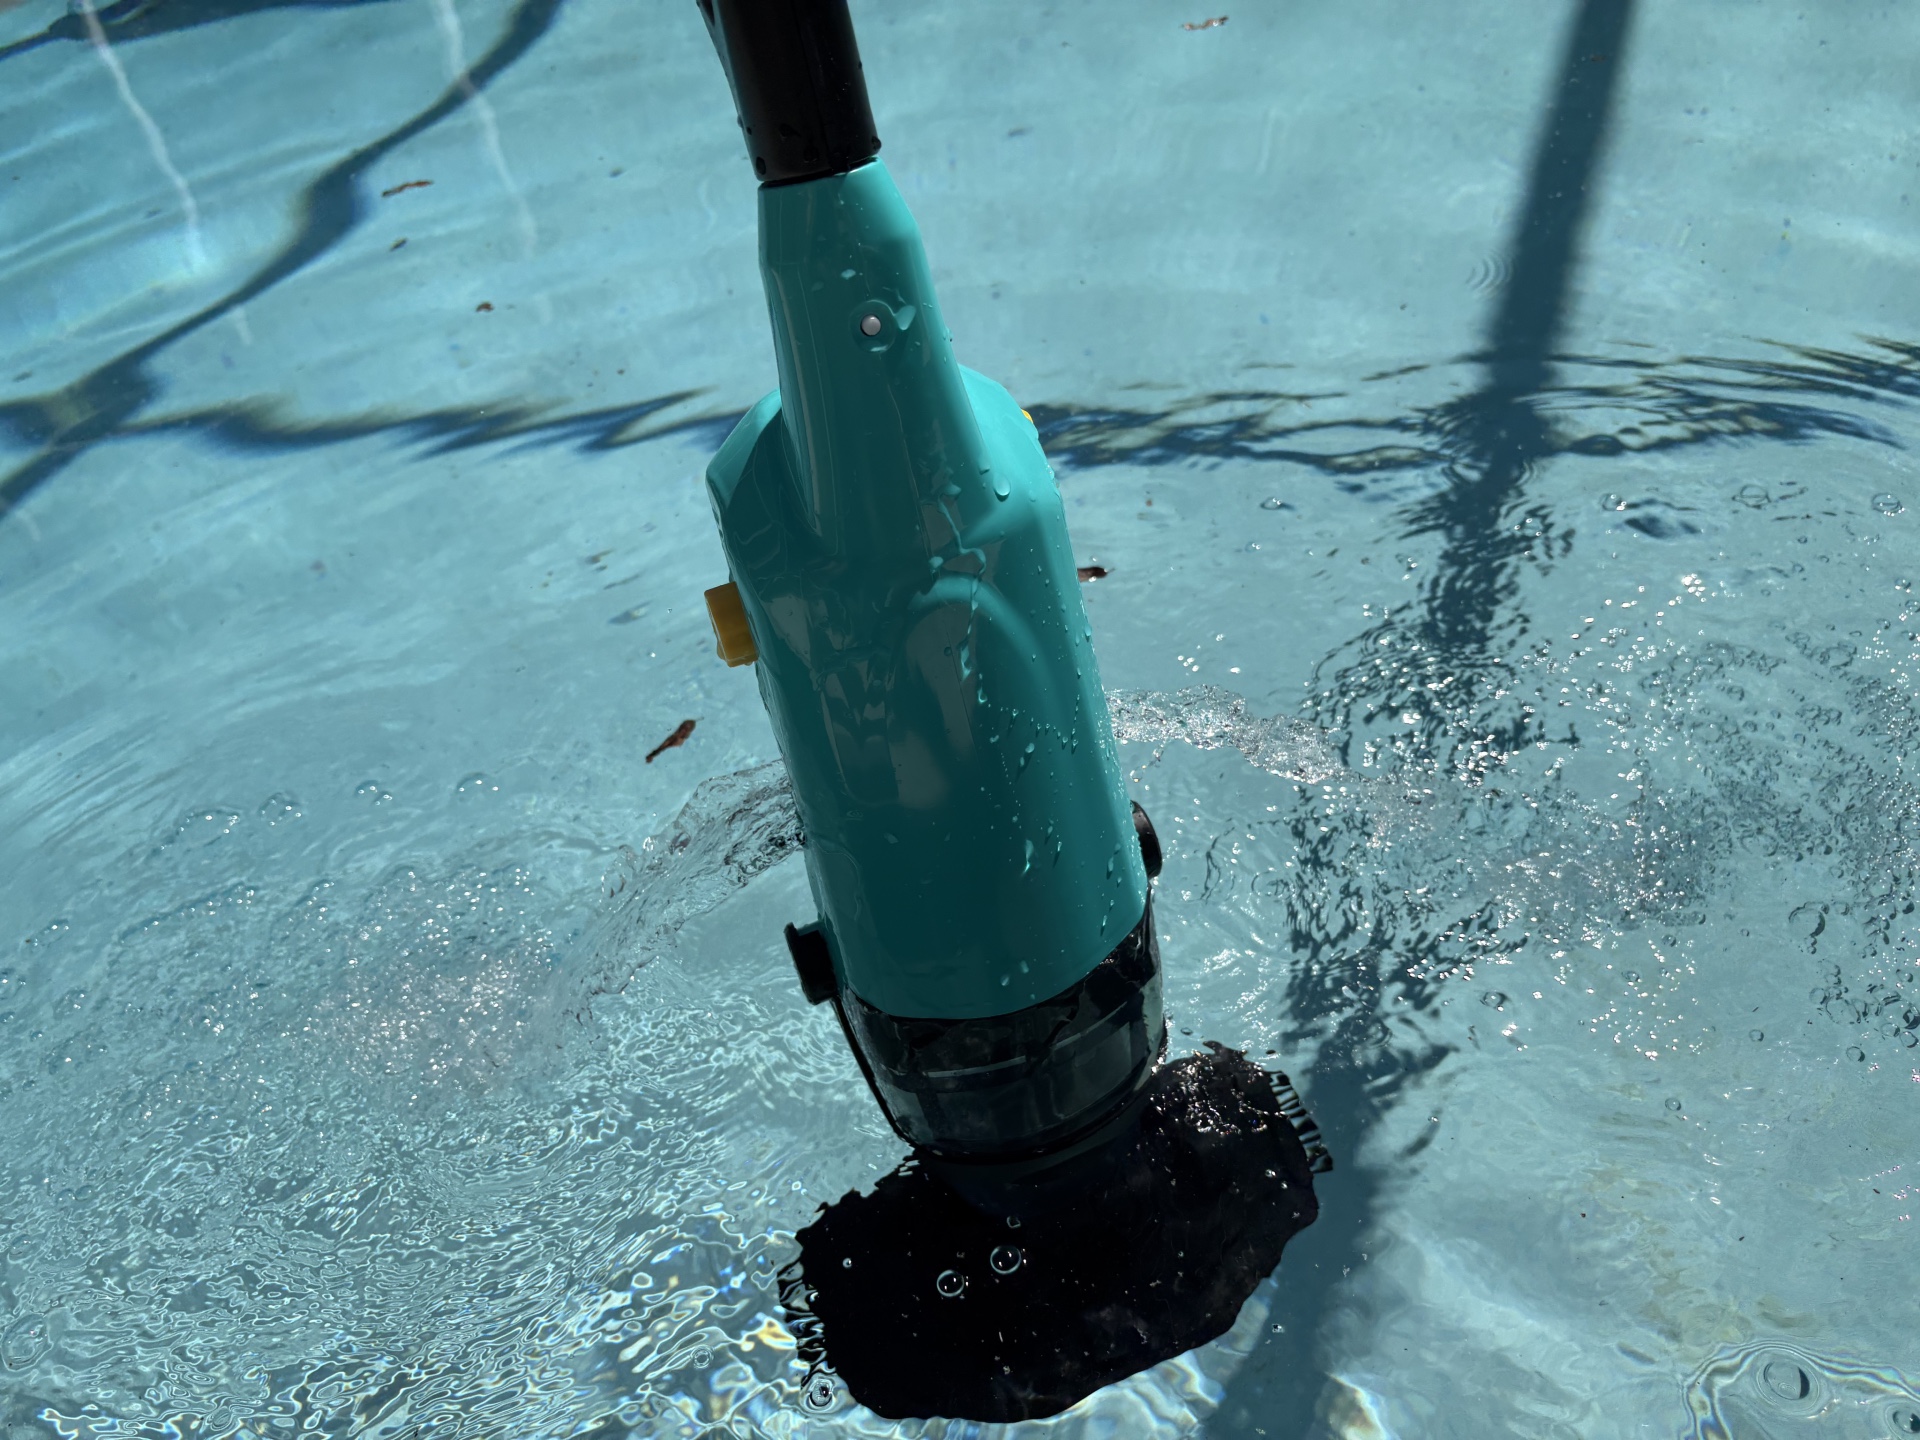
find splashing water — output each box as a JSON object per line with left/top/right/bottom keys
{"left": 575, "top": 759, "right": 802, "bottom": 1010}
{"left": 1108, "top": 686, "right": 1343, "bottom": 785}
{"left": 0, "top": 763, "right": 818, "bottom": 1440}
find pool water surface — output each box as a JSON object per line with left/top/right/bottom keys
{"left": 2, "top": 0, "right": 1919, "bottom": 1435}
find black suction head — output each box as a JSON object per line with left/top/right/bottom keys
{"left": 698, "top": 0, "right": 881, "bottom": 184}
{"left": 781, "top": 1046, "right": 1329, "bottom": 1422}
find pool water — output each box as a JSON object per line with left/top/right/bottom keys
{"left": 3, "top": 0, "right": 1919, "bottom": 1435}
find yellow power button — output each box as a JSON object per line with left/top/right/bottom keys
{"left": 705, "top": 581, "right": 758, "bottom": 667}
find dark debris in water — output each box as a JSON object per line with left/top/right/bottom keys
{"left": 783, "top": 1045, "right": 1322, "bottom": 1422}
{"left": 643, "top": 719, "right": 695, "bottom": 763}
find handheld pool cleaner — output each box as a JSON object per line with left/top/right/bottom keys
{"left": 695, "top": 0, "right": 1164, "bottom": 1176}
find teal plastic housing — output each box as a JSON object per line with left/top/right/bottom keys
{"left": 706, "top": 160, "right": 1146, "bottom": 1021}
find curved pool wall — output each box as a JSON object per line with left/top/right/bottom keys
{"left": 3, "top": 0, "right": 1919, "bottom": 1436}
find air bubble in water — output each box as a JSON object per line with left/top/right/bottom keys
{"left": 1889, "top": 1406, "right": 1920, "bottom": 1435}
{"left": 1761, "top": 1359, "right": 1811, "bottom": 1401}
{"left": 1735, "top": 484, "right": 1771, "bottom": 508}
{"left": 841, "top": 1257, "right": 852, "bottom": 1268}
{"left": 455, "top": 773, "right": 498, "bottom": 796}
{"left": 259, "top": 793, "right": 302, "bottom": 824}
{"left": 1749, "top": 1029, "right": 1765, "bottom": 1042}
{"left": 1480, "top": 991, "right": 1507, "bottom": 1009}
{"left": 935, "top": 1269, "right": 965, "bottom": 1298}
{"left": 1259, "top": 497, "right": 1286, "bottom": 511}
{"left": 1624, "top": 971, "right": 1641, "bottom": 984}
{"left": 691, "top": 1347, "right": 712, "bottom": 1369}
{"left": 1847, "top": 1047, "right": 1867, "bottom": 1062}
{"left": 1, "top": 1312, "right": 51, "bottom": 1369}
{"left": 1600, "top": 493, "right": 1627, "bottom": 512}
{"left": 804, "top": 1376, "right": 836, "bottom": 1411}
{"left": 1872, "top": 493, "right": 1905, "bottom": 516}
{"left": 1665, "top": 1098, "right": 1683, "bottom": 1112}
{"left": 989, "top": 1245, "right": 1022, "bottom": 1275}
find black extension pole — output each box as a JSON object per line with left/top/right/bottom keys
{"left": 696, "top": 0, "right": 881, "bottom": 184}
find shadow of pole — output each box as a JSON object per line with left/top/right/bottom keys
{"left": 0, "top": 0, "right": 400, "bottom": 66}
{"left": 1417, "top": 0, "right": 1637, "bottom": 662}
{"left": 0, "top": 0, "right": 567, "bottom": 520}
{"left": 1211, "top": 4, "right": 1638, "bottom": 1435}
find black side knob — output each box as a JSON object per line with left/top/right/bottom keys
{"left": 1131, "top": 801, "right": 1163, "bottom": 880}
{"left": 785, "top": 920, "right": 838, "bottom": 1005}
{"left": 697, "top": 0, "right": 881, "bottom": 184}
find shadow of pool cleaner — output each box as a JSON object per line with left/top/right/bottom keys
{"left": 781, "top": 1044, "right": 1328, "bottom": 1423}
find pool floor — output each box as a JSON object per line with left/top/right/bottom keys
{"left": 3, "top": 0, "right": 1918, "bottom": 1435}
